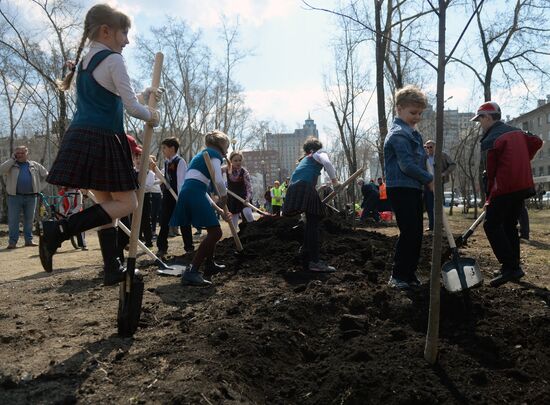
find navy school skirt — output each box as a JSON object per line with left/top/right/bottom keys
{"left": 282, "top": 180, "right": 325, "bottom": 217}
{"left": 170, "top": 179, "right": 220, "bottom": 228}
{"left": 46, "top": 127, "right": 138, "bottom": 192}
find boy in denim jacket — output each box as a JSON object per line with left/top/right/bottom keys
{"left": 383, "top": 85, "right": 434, "bottom": 289}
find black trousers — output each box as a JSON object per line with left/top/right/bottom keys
{"left": 140, "top": 192, "right": 152, "bottom": 244}
{"left": 304, "top": 212, "right": 320, "bottom": 263}
{"left": 483, "top": 193, "right": 524, "bottom": 270}
{"left": 150, "top": 192, "right": 161, "bottom": 235}
{"left": 157, "top": 192, "right": 193, "bottom": 253}
{"left": 387, "top": 187, "right": 424, "bottom": 281}
{"left": 518, "top": 202, "right": 529, "bottom": 239}
{"left": 361, "top": 195, "right": 380, "bottom": 222}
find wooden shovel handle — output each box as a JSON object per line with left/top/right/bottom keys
{"left": 153, "top": 166, "right": 178, "bottom": 201}
{"left": 227, "top": 189, "right": 270, "bottom": 216}
{"left": 127, "top": 52, "right": 163, "bottom": 260}
{"left": 322, "top": 167, "right": 364, "bottom": 204}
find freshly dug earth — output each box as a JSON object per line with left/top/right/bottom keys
{"left": 0, "top": 215, "right": 549, "bottom": 404}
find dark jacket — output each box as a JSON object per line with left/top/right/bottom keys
{"left": 480, "top": 121, "right": 542, "bottom": 202}
{"left": 361, "top": 182, "right": 379, "bottom": 208}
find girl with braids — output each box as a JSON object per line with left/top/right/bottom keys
{"left": 282, "top": 137, "right": 341, "bottom": 273}
{"left": 224, "top": 151, "right": 255, "bottom": 230}
{"left": 40, "top": 4, "right": 162, "bottom": 285}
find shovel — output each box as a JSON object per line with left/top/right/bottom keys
{"left": 87, "top": 191, "right": 185, "bottom": 276}
{"left": 441, "top": 206, "right": 483, "bottom": 293}
{"left": 455, "top": 211, "right": 485, "bottom": 248}
{"left": 118, "top": 52, "right": 163, "bottom": 337}
{"left": 226, "top": 189, "right": 271, "bottom": 217}
{"left": 321, "top": 167, "right": 365, "bottom": 204}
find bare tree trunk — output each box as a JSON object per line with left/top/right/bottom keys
{"left": 424, "top": 0, "right": 447, "bottom": 366}
{"left": 374, "top": 0, "right": 389, "bottom": 174}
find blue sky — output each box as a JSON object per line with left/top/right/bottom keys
{"left": 119, "top": 0, "right": 339, "bottom": 134}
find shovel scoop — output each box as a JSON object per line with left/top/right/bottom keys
{"left": 441, "top": 204, "right": 483, "bottom": 293}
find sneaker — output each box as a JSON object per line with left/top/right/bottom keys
{"left": 490, "top": 267, "right": 525, "bottom": 287}
{"left": 205, "top": 260, "right": 226, "bottom": 273}
{"left": 181, "top": 268, "right": 212, "bottom": 286}
{"left": 308, "top": 260, "right": 336, "bottom": 273}
{"left": 388, "top": 276, "right": 410, "bottom": 290}
{"left": 7, "top": 243, "right": 16, "bottom": 249}
{"left": 157, "top": 250, "right": 167, "bottom": 258}
{"left": 25, "top": 241, "right": 38, "bottom": 247}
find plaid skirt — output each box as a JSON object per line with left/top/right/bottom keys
{"left": 282, "top": 181, "right": 325, "bottom": 217}
{"left": 47, "top": 127, "right": 138, "bottom": 192}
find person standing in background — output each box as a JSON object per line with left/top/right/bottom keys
{"left": 0, "top": 145, "right": 48, "bottom": 249}
{"left": 423, "top": 139, "right": 456, "bottom": 232}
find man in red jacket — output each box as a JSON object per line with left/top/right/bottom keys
{"left": 471, "top": 101, "right": 543, "bottom": 287}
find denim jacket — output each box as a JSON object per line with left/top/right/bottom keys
{"left": 384, "top": 118, "right": 433, "bottom": 190}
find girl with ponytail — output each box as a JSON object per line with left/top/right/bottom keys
{"left": 40, "top": 4, "right": 162, "bottom": 285}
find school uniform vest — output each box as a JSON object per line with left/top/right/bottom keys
{"left": 164, "top": 155, "right": 181, "bottom": 195}
{"left": 290, "top": 155, "right": 323, "bottom": 185}
{"left": 70, "top": 50, "right": 124, "bottom": 134}
{"left": 187, "top": 147, "right": 223, "bottom": 179}
{"left": 228, "top": 168, "right": 246, "bottom": 198}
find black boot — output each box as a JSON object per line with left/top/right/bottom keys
{"left": 39, "top": 205, "right": 112, "bottom": 273}
{"left": 238, "top": 221, "right": 248, "bottom": 235}
{"left": 205, "top": 258, "right": 226, "bottom": 273}
{"left": 117, "top": 216, "right": 131, "bottom": 265}
{"left": 98, "top": 227, "right": 126, "bottom": 286}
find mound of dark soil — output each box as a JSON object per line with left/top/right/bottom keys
{"left": 0, "top": 215, "right": 548, "bottom": 404}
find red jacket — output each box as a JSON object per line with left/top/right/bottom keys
{"left": 480, "top": 121, "right": 542, "bottom": 202}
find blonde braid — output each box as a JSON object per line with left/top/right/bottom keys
{"left": 57, "top": 29, "right": 88, "bottom": 91}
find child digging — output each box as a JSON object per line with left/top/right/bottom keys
{"left": 224, "top": 151, "right": 255, "bottom": 231}
{"left": 40, "top": 3, "right": 162, "bottom": 285}
{"left": 282, "top": 137, "right": 340, "bottom": 273}
{"left": 170, "top": 131, "right": 232, "bottom": 286}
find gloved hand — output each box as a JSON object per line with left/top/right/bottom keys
{"left": 332, "top": 180, "right": 343, "bottom": 192}
{"left": 141, "top": 87, "right": 165, "bottom": 105}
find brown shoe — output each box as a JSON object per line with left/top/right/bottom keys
{"left": 7, "top": 244, "right": 16, "bottom": 249}
{"left": 25, "top": 241, "right": 38, "bottom": 247}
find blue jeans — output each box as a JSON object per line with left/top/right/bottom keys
{"left": 8, "top": 194, "right": 37, "bottom": 244}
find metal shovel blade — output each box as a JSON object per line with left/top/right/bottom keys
{"left": 441, "top": 256, "right": 483, "bottom": 293}
{"left": 157, "top": 265, "right": 186, "bottom": 276}
{"left": 117, "top": 268, "right": 144, "bottom": 337}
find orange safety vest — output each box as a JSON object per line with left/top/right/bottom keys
{"left": 379, "top": 183, "right": 387, "bottom": 200}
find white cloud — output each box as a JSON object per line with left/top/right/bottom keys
{"left": 244, "top": 86, "right": 330, "bottom": 128}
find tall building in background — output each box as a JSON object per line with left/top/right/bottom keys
{"left": 417, "top": 104, "right": 476, "bottom": 151}
{"left": 266, "top": 115, "right": 318, "bottom": 180}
